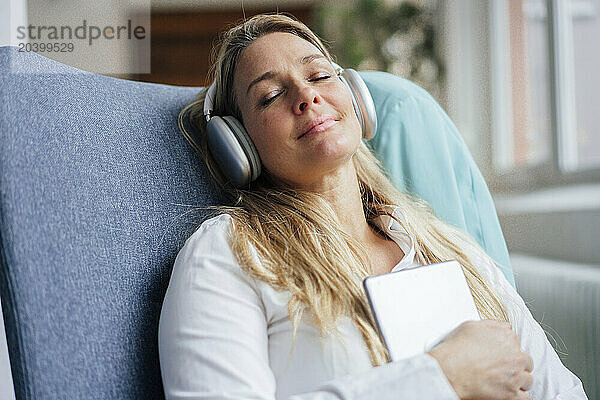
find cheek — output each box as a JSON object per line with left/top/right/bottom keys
{"left": 245, "top": 114, "right": 293, "bottom": 164}
{"left": 327, "top": 83, "right": 357, "bottom": 119}
{"left": 344, "top": 85, "right": 358, "bottom": 117}
{"left": 327, "top": 86, "right": 361, "bottom": 133}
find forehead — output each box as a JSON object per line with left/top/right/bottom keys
{"left": 233, "top": 32, "right": 325, "bottom": 89}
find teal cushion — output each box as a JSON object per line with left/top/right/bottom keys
{"left": 361, "top": 71, "right": 515, "bottom": 287}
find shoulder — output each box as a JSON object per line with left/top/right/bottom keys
{"left": 180, "top": 213, "right": 234, "bottom": 256}
{"left": 169, "top": 213, "right": 258, "bottom": 286}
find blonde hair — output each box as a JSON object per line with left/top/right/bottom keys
{"left": 178, "top": 13, "right": 508, "bottom": 366}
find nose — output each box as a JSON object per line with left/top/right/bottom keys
{"left": 293, "top": 84, "right": 320, "bottom": 115}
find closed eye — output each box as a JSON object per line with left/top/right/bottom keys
{"left": 260, "top": 91, "right": 283, "bottom": 107}
{"left": 310, "top": 74, "right": 331, "bottom": 82}
{"left": 258, "top": 74, "right": 332, "bottom": 108}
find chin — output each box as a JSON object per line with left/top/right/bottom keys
{"left": 315, "top": 130, "right": 360, "bottom": 158}
{"left": 306, "top": 146, "right": 358, "bottom": 179}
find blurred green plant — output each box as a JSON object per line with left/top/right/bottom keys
{"left": 313, "top": 0, "right": 443, "bottom": 95}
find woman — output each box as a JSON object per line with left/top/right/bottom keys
{"left": 159, "top": 14, "right": 587, "bottom": 399}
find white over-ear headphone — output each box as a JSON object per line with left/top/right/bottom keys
{"left": 202, "top": 63, "right": 377, "bottom": 187}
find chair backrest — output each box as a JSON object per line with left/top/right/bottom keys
{"left": 0, "top": 47, "right": 223, "bottom": 399}
{"left": 362, "top": 71, "right": 513, "bottom": 285}
{"left": 0, "top": 46, "right": 512, "bottom": 399}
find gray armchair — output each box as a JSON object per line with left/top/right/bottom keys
{"left": 0, "top": 46, "right": 222, "bottom": 398}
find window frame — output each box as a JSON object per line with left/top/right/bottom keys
{"left": 488, "top": 0, "right": 600, "bottom": 193}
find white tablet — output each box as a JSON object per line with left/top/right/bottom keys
{"left": 363, "top": 260, "right": 480, "bottom": 361}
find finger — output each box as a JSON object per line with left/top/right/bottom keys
{"left": 519, "top": 372, "right": 534, "bottom": 391}
{"left": 522, "top": 353, "right": 534, "bottom": 372}
{"left": 516, "top": 389, "right": 531, "bottom": 400}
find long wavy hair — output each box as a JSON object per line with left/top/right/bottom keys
{"left": 178, "top": 13, "right": 508, "bottom": 366}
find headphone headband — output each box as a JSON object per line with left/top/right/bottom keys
{"left": 332, "top": 62, "right": 343, "bottom": 74}
{"left": 203, "top": 81, "right": 217, "bottom": 121}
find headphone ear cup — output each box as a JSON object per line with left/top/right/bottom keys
{"left": 339, "top": 68, "right": 377, "bottom": 140}
{"left": 206, "top": 115, "right": 261, "bottom": 187}
{"left": 221, "top": 116, "right": 262, "bottom": 182}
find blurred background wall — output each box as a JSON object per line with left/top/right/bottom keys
{"left": 2, "top": 0, "right": 599, "bottom": 398}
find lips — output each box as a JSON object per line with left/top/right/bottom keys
{"left": 298, "top": 115, "right": 338, "bottom": 139}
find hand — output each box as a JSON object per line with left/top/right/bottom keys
{"left": 428, "top": 320, "right": 533, "bottom": 400}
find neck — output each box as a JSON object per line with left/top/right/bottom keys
{"left": 294, "top": 162, "right": 380, "bottom": 245}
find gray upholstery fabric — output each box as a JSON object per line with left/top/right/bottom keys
{"left": 0, "top": 46, "right": 223, "bottom": 399}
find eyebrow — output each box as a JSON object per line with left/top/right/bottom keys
{"left": 299, "top": 53, "right": 326, "bottom": 65}
{"left": 245, "top": 53, "right": 327, "bottom": 95}
{"left": 246, "top": 71, "right": 276, "bottom": 95}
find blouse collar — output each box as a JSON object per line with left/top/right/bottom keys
{"left": 369, "top": 205, "right": 418, "bottom": 272}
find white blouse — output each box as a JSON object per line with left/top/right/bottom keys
{"left": 158, "top": 205, "right": 587, "bottom": 399}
